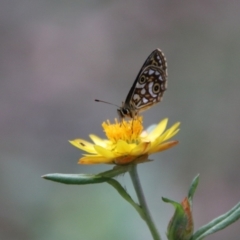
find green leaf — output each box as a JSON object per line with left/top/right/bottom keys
{"left": 42, "top": 165, "right": 133, "bottom": 185}
{"left": 191, "top": 202, "right": 240, "bottom": 240}
{"left": 188, "top": 174, "right": 199, "bottom": 205}
{"left": 162, "top": 197, "right": 181, "bottom": 206}
{"left": 42, "top": 173, "right": 110, "bottom": 184}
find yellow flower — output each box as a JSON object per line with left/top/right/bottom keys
{"left": 69, "top": 116, "right": 180, "bottom": 165}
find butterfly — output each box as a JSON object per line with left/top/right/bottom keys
{"left": 117, "top": 49, "right": 168, "bottom": 119}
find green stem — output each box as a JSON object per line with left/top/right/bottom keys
{"left": 129, "top": 164, "right": 162, "bottom": 240}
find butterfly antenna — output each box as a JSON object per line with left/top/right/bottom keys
{"left": 95, "top": 99, "right": 120, "bottom": 108}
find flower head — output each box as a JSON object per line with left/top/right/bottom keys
{"left": 69, "top": 116, "right": 180, "bottom": 165}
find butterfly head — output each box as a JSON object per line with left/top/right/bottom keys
{"left": 117, "top": 103, "right": 138, "bottom": 119}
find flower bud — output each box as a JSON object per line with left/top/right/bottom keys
{"left": 163, "top": 197, "right": 193, "bottom": 240}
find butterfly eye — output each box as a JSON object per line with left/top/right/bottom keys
{"left": 152, "top": 83, "right": 161, "bottom": 94}
{"left": 139, "top": 76, "right": 146, "bottom": 84}
{"left": 122, "top": 108, "right": 129, "bottom": 115}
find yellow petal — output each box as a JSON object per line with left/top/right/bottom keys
{"left": 149, "top": 134, "right": 165, "bottom": 149}
{"left": 149, "top": 140, "right": 179, "bottom": 154}
{"left": 82, "top": 153, "right": 100, "bottom": 157}
{"left": 115, "top": 140, "right": 136, "bottom": 153}
{"left": 89, "top": 134, "right": 109, "bottom": 147}
{"left": 69, "top": 139, "right": 96, "bottom": 154}
{"left": 94, "top": 145, "right": 115, "bottom": 158}
{"left": 130, "top": 142, "right": 151, "bottom": 156}
{"left": 146, "top": 118, "right": 168, "bottom": 141}
{"left": 79, "top": 156, "right": 113, "bottom": 164}
{"left": 151, "top": 123, "right": 180, "bottom": 148}
{"left": 165, "top": 129, "right": 180, "bottom": 140}
{"left": 162, "top": 122, "right": 180, "bottom": 141}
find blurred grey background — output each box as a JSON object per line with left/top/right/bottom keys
{"left": 1, "top": 1, "right": 240, "bottom": 239}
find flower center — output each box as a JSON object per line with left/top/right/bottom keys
{"left": 102, "top": 117, "right": 143, "bottom": 144}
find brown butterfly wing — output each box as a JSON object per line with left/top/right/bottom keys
{"left": 123, "top": 49, "right": 167, "bottom": 112}
{"left": 129, "top": 65, "right": 167, "bottom": 113}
